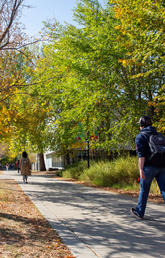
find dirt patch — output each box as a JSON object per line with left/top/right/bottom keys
{"left": 0, "top": 179, "right": 74, "bottom": 257}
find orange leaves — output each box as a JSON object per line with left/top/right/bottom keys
{"left": 114, "top": 7, "right": 124, "bottom": 19}
{"left": 0, "top": 180, "right": 74, "bottom": 257}
{"left": 118, "top": 58, "right": 136, "bottom": 68}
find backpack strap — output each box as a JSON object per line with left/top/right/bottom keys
{"left": 140, "top": 131, "right": 150, "bottom": 142}
{"left": 140, "top": 131, "right": 158, "bottom": 139}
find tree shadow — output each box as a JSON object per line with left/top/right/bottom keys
{"left": 16, "top": 176, "right": 165, "bottom": 257}
{"left": 49, "top": 215, "right": 165, "bottom": 258}
{"left": 3, "top": 172, "right": 165, "bottom": 257}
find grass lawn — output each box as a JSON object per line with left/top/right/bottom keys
{"left": 0, "top": 179, "right": 74, "bottom": 258}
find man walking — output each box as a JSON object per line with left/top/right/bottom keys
{"left": 131, "top": 116, "right": 165, "bottom": 219}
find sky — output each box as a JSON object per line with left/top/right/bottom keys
{"left": 21, "top": 0, "right": 78, "bottom": 36}
{"left": 21, "top": 0, "right": 105, "bottom": 37}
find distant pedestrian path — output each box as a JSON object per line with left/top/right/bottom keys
{"left": 1, "top": 170, "right": 165, "bottom": 258}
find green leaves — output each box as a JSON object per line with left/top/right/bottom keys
{"left": 6, "top": 0, "right": 164, "bottom": 158}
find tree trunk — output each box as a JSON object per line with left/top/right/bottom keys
{"left": 147, "top": 90, "right": 155, "bottom": 117}
{"left": 38, "top": 153, "right": 46, "bottom": 171}
{"left": 65, "top": 152, "right": 70, "bottom": 166}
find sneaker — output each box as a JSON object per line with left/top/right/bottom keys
{"left": 26, "top": 181, "right": 28, "bottom": 184}
{"left": 131, "top": 208, "right": 143, "bottom": 219}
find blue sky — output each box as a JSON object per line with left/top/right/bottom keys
{"left": 21, "top": 0, "right": 105, "bottom": 36}
{"left": 21, "top": 0, "right": 78, "bottom": 36}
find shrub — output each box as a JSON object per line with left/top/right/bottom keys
{"left": 112, "top": 156, "right": 139, "bottom": 183}
{"left": 61, "top": 156, "right": 161, "bottom": 195}
{"left": 62, "top": 160, "right": 87, "bottom": 179}
{"left": 80, "top": 161, "right": 114, "bottom": 186}
{"left": 80, "top": 156, "right": 139, "bottom": 187}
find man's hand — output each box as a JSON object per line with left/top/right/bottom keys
{"left": 140, "top": 168, "right": 145, "bottom": 180}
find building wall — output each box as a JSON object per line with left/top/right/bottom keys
{"left": 44, "top": 152, "right": 64, "bottom": 170}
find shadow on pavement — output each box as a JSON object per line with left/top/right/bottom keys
{"left": 18, "top": 176, "right": 165, "bottom": 257}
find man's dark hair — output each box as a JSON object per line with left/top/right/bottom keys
{"left": 138, "top": 116, "right": 152, "bottom": 127}
{"left": 22, "top": 151, "right": 28, "bottom": 158}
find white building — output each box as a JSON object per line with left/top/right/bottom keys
{"left": 44, "top": 151, "right": 64, "bottom": 170}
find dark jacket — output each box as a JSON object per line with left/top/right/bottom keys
{"left": 135, "top": 126, "right": 157, "bottom": 166}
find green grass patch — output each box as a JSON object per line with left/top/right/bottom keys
{"left": 111, "top": 183, "right": 139, "bottom": 191}
{"left": 150, "top": 179, "right": 161, "bottom": 194}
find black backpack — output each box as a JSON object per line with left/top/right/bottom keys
{"left": 142, "top": 132, "right": 165, "bottom": 167}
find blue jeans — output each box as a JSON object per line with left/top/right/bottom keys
{"left": 136, "top": 166, "right": 165, "bottom": 217}
{"left": 23, "top": 175, "right": 28, "bottom": 182}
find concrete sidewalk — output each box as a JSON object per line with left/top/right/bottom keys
{"left": 1, "top": 170, "right": 165, "bottom": 258}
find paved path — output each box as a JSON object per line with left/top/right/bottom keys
{"left": 1, "top": 170, "right": 165, "bottom": 258}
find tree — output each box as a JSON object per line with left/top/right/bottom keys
{"left": 0, "top": 0, "right": 25, "bottom": 51}
{"left": 8, "top": 81, "right": 52, "bottom": 170}
{"left": 36, "top": 0, "right": 140, "bottom": 153}
{"left": 27, "top": 0, "right": 134, "bottom": 157}
{"left": 111, "top": 0, "right": 165, "bottom": 121}
{"left": 0, "top": 0, "right": 29, "bottom": 138}
{"left": 150, "top": 85, "right": 165, "bottom": 133}
{"left": 9, "top": 0, "right": 164, "bottom": 168}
